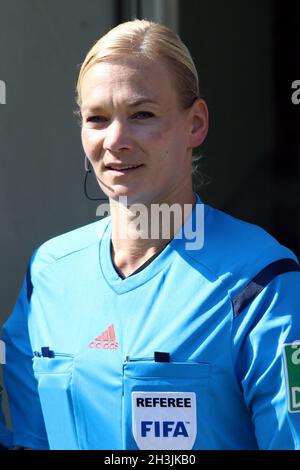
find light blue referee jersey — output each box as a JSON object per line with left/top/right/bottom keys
{"left": 3, "top": 194, "right": 300, "bottom": 449}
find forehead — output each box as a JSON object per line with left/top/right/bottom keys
{"left": 80, "top": 57, "right": 178, "bottom": 109}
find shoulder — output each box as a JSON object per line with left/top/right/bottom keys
{"left": 184, "top": 203, "right": 298, "bottom": 288}
{"left": 29, "top": 216, "right": 111, "bottom": 276}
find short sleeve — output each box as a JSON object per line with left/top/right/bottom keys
{"left": 232, "top": 270, "right": 300, "bottom": 449}
{"left": 2, "top": 265, "right": 49, "bottom": 449}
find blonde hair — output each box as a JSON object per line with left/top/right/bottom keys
{"left": 76, "top": 19, "right": 200, "bottom": 110}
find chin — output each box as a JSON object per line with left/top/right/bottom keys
{"left": 99, "top": 184, "right": 140, "bottom": 204}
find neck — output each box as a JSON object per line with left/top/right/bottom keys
{"left": 109, "top": 186, "right": 196, "bottom": 277}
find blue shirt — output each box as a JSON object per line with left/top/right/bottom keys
{"left": 3, "top": 195, "right": 300, "bottom": 449}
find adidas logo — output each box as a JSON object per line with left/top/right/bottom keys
{"left": 89, "top": 324, "right": 119, "bottom": 350}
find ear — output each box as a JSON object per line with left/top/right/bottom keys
{"left": 188, "top": 99, "right": 209, "bottom": 148}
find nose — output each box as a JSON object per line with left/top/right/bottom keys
{"left": 103, "top": 118, "right": 133, "bottom": 153}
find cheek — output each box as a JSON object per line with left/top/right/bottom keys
{"left": 141, "top": 124, "right": 173, "bottom": 155}
{"left": 136, "top": 126, "right": 163, "bottom": 144}
{"left": 81, "top": 129, "right": 103, "bottom": 156}
{"left": 147, "top": 118, "right": 186, "bottom": 149}
{"left": 150, "top": 129, "right": 186, "bottom": 162}
{"left": 139, "top": 117, "right": 174, "bottom": 144}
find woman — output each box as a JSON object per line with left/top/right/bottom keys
{"left": 3, "top": 20, "right": 300, "bottom": 450}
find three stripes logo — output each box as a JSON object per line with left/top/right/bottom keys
{"left": 89, "top": 324, "right": 119, "bottom": 350}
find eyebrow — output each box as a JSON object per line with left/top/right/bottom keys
{"left": 126, "top": 98, "right": 158, "bottom": 107}
{"left": 81, "top": 98, "right": 159, "bottom": 112}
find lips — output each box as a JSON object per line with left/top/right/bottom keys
{"left": 105, "top": 164, "right": 144, "bottom": 172}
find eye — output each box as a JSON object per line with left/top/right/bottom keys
{"left": 132, "top": 111, "right": 155, "bottom": 120}
{"left": 86, "top": 116, "right": 108, "bottom": 123}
